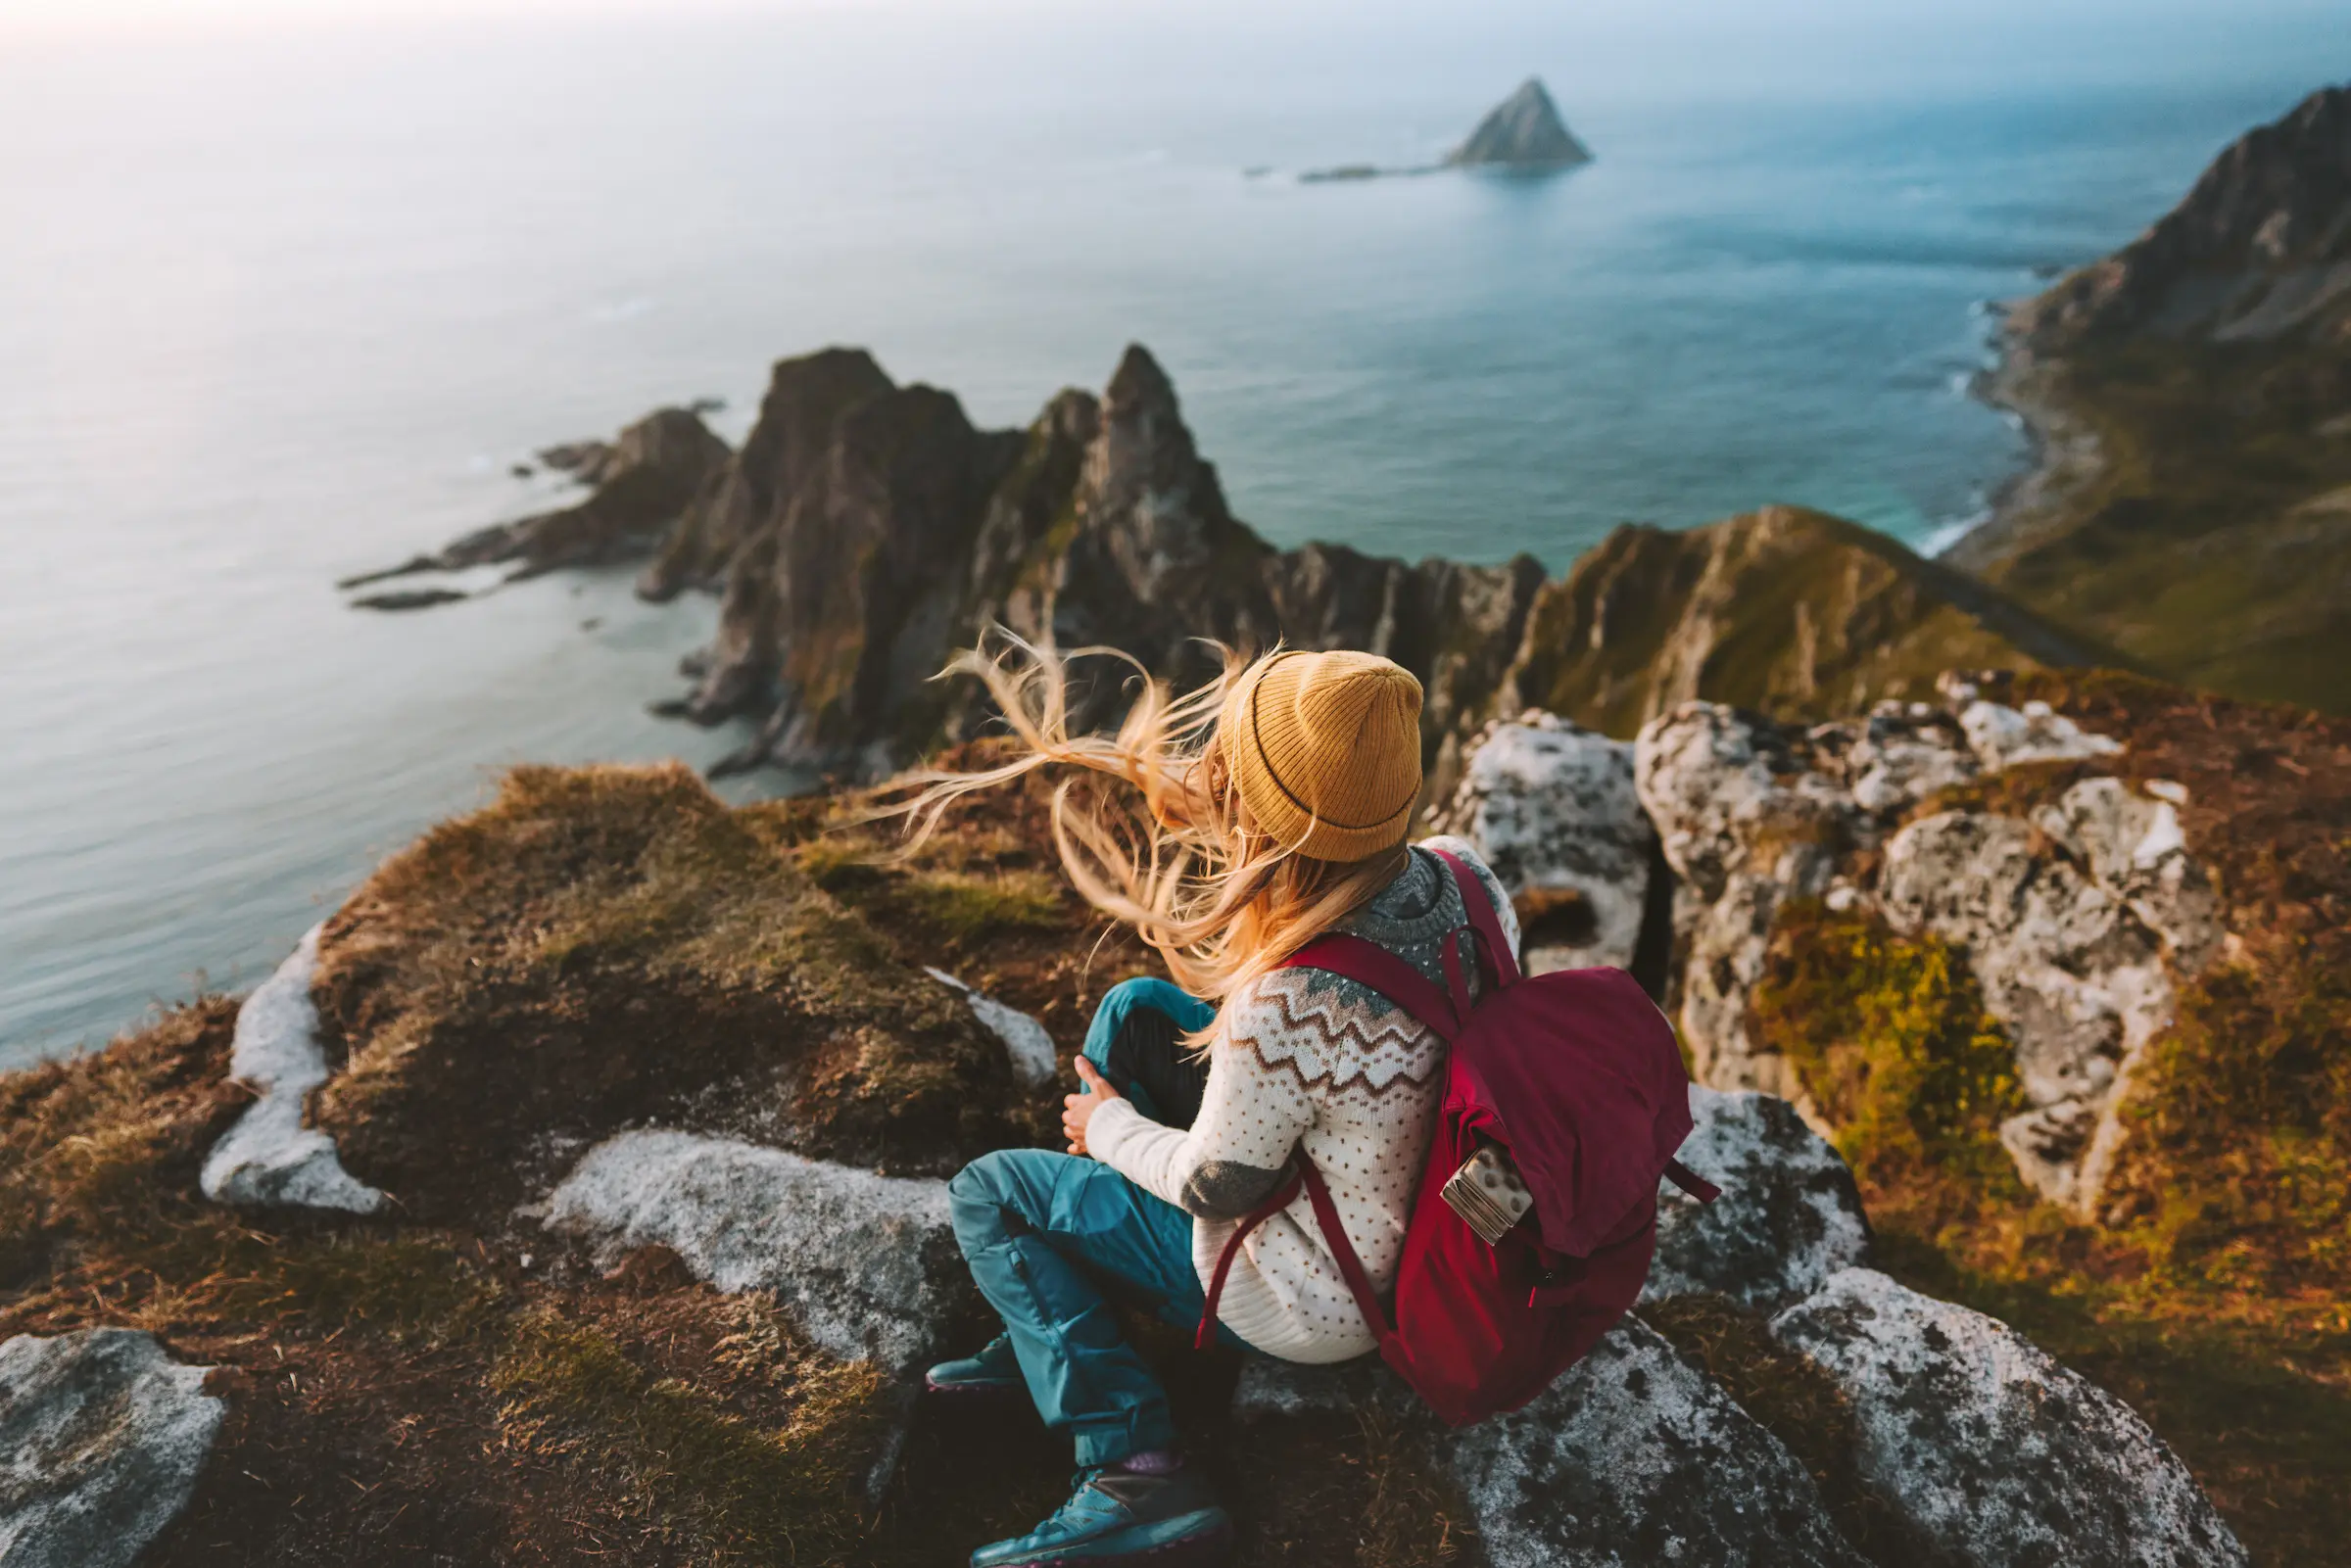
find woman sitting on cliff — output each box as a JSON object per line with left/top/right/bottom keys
{"left": 895, "top": 639, "right": 1518, "bottom": 1568}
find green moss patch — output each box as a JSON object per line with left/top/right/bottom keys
{"left": 1749, "top": 903, "right": 2025, "bottom": 1215}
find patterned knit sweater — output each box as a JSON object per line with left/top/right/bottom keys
{"left": 1086, "top": 836, "right": 1519, "bottom": 1363}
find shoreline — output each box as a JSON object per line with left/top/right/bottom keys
{"left": 1944, "top": 312, "right": 2109, "bottom": 576}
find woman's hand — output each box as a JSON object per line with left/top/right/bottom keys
{"left": 1063, "top": 1058, "right": 1125, "bottom": 1157}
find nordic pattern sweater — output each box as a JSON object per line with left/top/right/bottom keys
{"left": 1085, "top": 837, "right": 1519, "bottom": 1363}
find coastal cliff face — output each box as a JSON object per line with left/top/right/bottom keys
{"left": 1955, "top": 83, "right": 2351, "bottom": 714}
{"left": 369, "top": 346, "right": 2076, "bottom": 784}
{"left": 2009, "top": 85, "right": 2350, "bottom": 349}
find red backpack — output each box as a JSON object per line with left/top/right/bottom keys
{"left": 1197, "top": 849, "right": 1716, "bottom": 1426}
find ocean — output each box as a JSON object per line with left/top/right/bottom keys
{"left": 0, "top": 3, "right": 2337, "bottom": 1068}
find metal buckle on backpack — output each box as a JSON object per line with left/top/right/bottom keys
{"left": 1439, "top": 1142, "right": 1532, "bottom": 1247}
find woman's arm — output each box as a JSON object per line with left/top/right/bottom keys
{"left": 1085, "top": 974, "right": 1318, "bottom": 1220}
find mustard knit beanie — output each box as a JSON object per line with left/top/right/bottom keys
{"left": 1219, "top": 648, "right": 1424, "bottom": 862}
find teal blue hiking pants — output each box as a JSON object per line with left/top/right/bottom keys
{"left": 945, "top": 977, "right": 1237, "bottom": 1467}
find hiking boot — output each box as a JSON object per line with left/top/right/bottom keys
{"left": 970, "top": 1466, "right": 1231, "bottom": 1567}
{"left": 925, "top": 1333, "right": 1025, "bottom": 1399}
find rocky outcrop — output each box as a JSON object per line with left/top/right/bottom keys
{"left": 357, "top": 344, "right": 2111, "bottom": 773}
{"left": 198, "top": 925, "right": 384, "bottom": 1214}
{"left": 1428, "top": 711, "right": 1654, "bottom": 972}
{"left": 1879, "top": 777, "right": 2221, "bottom": 1208}
{"left": 1445, "top": 1318, "right": 1865, "bottom": 1567}
{"left": 1772, "top": 1269, "right": 2248, "bottom": 1567}
{"left": 1635, "top": 688, "right": 2220, "bottom": 1211}
{"left": 644, "top": 344, "right": 1545, "bottom": 779}
{"left": 341, "top": 407, "right": 729, "bottom": 603}
{"left": 1644, "top": 1086, "right": 1871, "bottom": 1311}
{"left": 1446, "top": 77, "right": 1594, "bottom": 169}
{"left": 1233, "top": 1322, "right": 1867, "bottom": 1568}
{"left": 0, "top": 1328, "right": 226, "bottom": 1568}
{"left": 926, "top": 969, "right": 1059, "bottom": 1088}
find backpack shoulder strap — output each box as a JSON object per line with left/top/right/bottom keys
{"left": 1280, "top": 931, "right": 1462, "bottom": 1039}
{"left": 1428, "top": 847, "right": 1522, "bottom": 989}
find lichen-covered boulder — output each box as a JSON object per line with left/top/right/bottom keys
{"left": 1770, "top": 1269, "right": 2247, "bottom": 1568}
{"left": 0, "top": 1328, "right": 226, "bottom": 1568}
{"left": 1441, "top": 1318, "right": 1868, "bottom": 1568}
{"left": 1429, "top": 712, "right": 1653, "bottom": 972}
{"left": 199, "top": 925, "right": 384, "bottom": 1213}
{"left": 541, "top": 1130, "right": 975, "bottom": 1373}
{"left": 1635, "top": 703, "right": 1855, "bottom": 1097}
{"left": 1959, "top": 697, "right": 2124, "bottom": 771}
{"left": 1878, "top": 808, "right": 2178, "bottom": 1209}
{"left": 1644, "top": 1086, "right": 1870, "bottom": 1311}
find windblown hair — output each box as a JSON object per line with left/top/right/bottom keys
{"left": 881, "top": 633, "right": 1407, "bottom": 1013}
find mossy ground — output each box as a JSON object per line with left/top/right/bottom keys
{"left": 1748, "top": 669, "right": 2351, "bottom": 1567}
{"left": 307, "top": 761, "right": 1051, "bottom": 1225}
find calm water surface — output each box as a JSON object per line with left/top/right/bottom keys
{"left": 0, "top": 8, "right": 2334, "bottom": 1064}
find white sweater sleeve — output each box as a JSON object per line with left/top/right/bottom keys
{"left": 1087, "top": 974, "right": 1319, "bottom": 1218}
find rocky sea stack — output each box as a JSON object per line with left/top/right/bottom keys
{"left": 1447, "top": 77, "right": 1594, "bottom": 169}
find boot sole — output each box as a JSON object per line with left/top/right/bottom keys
{"left": 987, "top": 1515, "right": 1233, "bottom": 1568}
{"left": 923, "top": 1376, "right": 1027, "bottom": 1400}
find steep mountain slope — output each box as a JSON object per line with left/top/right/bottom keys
{"left": 1953, "top": 83, "right": 2351, "bottom": 713}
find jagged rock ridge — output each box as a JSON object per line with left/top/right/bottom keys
{"left": 360, "top": 346, "right": 2098, "bottom": 784}
{"left": 645, "top": 344, "right": 1548, "bottom": 780}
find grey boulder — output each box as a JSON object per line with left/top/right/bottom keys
{"left": 541, "top": 1129, "right": 974, "bottom": 1374}
{"left": 0, "top": 1328, "right": 225, "bottom": 1568}
{"left": 1442, "top": 1317, "right": 1867, "bottom": 1568}
{"left": 1430, "top": 711, "right": 1654, "bottom": 973}
{"left": 1645, "top": 1086, "right": 1871, "bottom": 1311}
{"left": 1771, "top": 1268, "right": 2246, "bottom": 1568}
{"left": 200, "top": 924, "right": 384, "bottom": 1214}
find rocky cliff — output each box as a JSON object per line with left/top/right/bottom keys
{"left": 1954, "top": 82, "right": 2351, "bottom": 714}
{"left": 360, "top": 347, "right": 2098, "bottom": 789}
{"left": 656, "top": 346, "right": 1555, "bottom": 782}
{"left": 16, "top": 662, "right": 2341, "bottom": 1563}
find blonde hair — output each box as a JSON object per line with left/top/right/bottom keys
{"left": 882, "top": 633, "right": 1409, "bottom": 1010}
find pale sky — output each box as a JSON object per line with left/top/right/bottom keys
{"left": 8, "top": 0, "right": 2339, "bottom": 29}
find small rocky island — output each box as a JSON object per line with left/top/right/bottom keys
{"left": 1299, "top": 74, "right": 1594, "bottom": 183}
{"left": 1446, "top": 76, "right": 1594, "bottom": 169}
